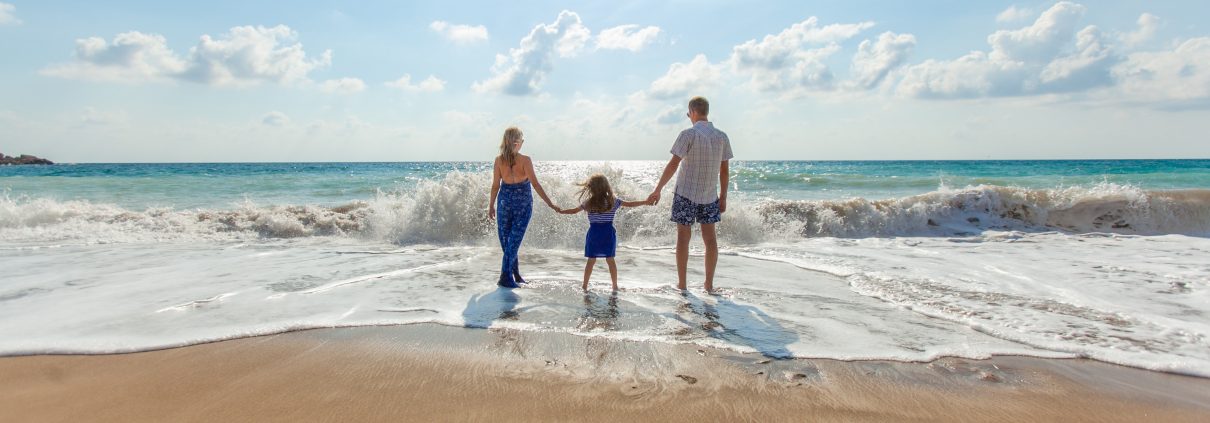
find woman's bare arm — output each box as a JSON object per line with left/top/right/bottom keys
{"left": 488, "top": 158, "right": 501, "bottom": 219}
{"left": 523, "top": 156, "right": 557, "bottom": 210}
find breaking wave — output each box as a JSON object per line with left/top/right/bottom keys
{"left": 2, "top": 171, "right": 1208, "bottom": 245}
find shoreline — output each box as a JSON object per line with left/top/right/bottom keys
{"left": 3, "top": 324, "right": 1208, "bottom": 422}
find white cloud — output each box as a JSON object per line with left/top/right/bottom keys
{"left": 596, "top": 24, "right": 661, "bottom": 51}
{"left": 897, "top": 2, "right": 1112, "bottom": 99}
{"left": 892, "top": 2, "right": 1210, "bottom": 108}
{"left": 655, "top": 105, "right": 685, "bottom": 125}
{"left": 988, "top": 2, "right": 1087, "bottom": 63}
{"left": 728, "top": 16, "right": 874, "bottom": 92}
{"left": 385, "top": 74, "right": 445, "bottom": 92}
{"left": 0, "top": 2, "right": 20, "bottom": 25}
{"left": 319, "top": 77, "right": 366, "bottom": 94}
{"left": 1038, "top": 25, "right": 1115, "bottom": 92}
{"left": 429, "top": 21, "right": 489, "bottom": 44}
{"left": 1112, "top": 37, "right": 1210, "bottom": 105}
{"left": 1119, "top": 13, "right": 1160, "bottom": 48}
{"left": 473, "top": 10, "right": 591, "bottom": 96}
{"left": 996, "top": 6, "right": 1034, "bottom": 24}
{"left": 41, "top": 32, "right": 187, "bottom": 82}
{"left": 897, "top": 51, "right": 1030, "bottom": 98}
{"left": 647, "top": 54, "right": 723, "bottom": 99}
{"left": 181, "top": 25, "right": 332, "bottom": 86}
{"left": 262, "top": 111, "right": 289, "bottom": 127}
{"left": 42, "top": 25, "right": 332, "bottom": 87}
{"left": 849, "top": 31, "right": 916, "bottom": 89}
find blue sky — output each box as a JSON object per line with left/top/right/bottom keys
{"left": 1, "top": 1, "right": 1208, "bottom": 162}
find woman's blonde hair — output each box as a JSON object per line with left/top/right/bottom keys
{"left": 498, "top": 127, "right": 523, "bottom": 167}
{"left": 577, "top": 174, "right": 616, "bottom": 214}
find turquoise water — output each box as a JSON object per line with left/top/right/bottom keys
{"left": 3, "top": 160, "right": 1208, "bottom": 209}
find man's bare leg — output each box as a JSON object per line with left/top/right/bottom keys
{"left": 676, "top": 224, "right": 692, "bottom": 290}
{"left": 701, "top": 223, "right": 718, "bottom": 293}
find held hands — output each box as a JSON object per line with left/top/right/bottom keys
{"left": 646, "top": 190, "right": 662, "bottom": 206}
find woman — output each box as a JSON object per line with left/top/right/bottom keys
{"left": 488, "top": 127, "right": 557, "bottom": 288}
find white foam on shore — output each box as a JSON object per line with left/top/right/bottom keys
{"left": 2, "top": 230, "right": 1208, "bottom": 377}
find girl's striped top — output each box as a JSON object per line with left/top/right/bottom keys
{"left": 586, "top": 198, "right": 623, "bottom": 224}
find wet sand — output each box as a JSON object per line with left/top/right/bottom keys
{"left": 2, "top": 324, "right": 1209, "bottom": 422}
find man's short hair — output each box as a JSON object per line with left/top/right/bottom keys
{"left": 688, "top": 96, "right": 709, "bottom": 117}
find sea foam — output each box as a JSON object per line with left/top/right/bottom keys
{"left": 3, "top": 171, "right": 1207, "bottom": 245}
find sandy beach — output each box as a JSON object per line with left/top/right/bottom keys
{"left": 3, "top": 324, "right": 1208, "bottom": 422}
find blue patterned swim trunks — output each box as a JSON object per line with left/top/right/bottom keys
{"left": 670, "top": 193, "right": 720, "bottom": 226}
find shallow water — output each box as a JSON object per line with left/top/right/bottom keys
{"left": 1, "top": 160, "right": 1208, "bottom": 377}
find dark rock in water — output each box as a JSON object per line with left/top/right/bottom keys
{"left": 967, "top": 217, "right": 980, "bottom": 224}
{"left": 0, "top": 153, "right": 54, "bottom": 165}
{"left": 927, "top": 219, "right": 939, "bottom": 226}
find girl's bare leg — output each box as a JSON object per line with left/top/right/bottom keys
{"left": 605, "top": 257, "right": 618, "bottom": 291}
{"left": 582, "top": 258, "right": 596, "bottom": 291}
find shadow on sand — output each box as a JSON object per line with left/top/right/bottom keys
{"left": 461, "top": 287, "right": 521, "bottom": 329}
{"left": 675, "top": 292, "right": 799, "bottom": 359}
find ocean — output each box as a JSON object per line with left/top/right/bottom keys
{"left": 2, "top": 160, "right": 1208, "bottom": 376}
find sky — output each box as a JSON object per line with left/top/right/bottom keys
{"left": 1, "top": 1, "right": 1208, "bottom": 162}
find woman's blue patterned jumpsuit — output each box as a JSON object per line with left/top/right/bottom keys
{"left": 495, "top": 180, "right": 532, "bottom": 288}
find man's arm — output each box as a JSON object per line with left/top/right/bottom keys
{"left": 719, "top": 160, "right": 729, "bottom": 213}
{"left": 647, "top": 155, "right": 681, "bottom": 205}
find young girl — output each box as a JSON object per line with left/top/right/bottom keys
{"left": 558, "top": 174, "right": 651, "bottom": 291}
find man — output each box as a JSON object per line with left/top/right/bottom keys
{"left": 647, "top": 96, "right": 733, "bottom": 292}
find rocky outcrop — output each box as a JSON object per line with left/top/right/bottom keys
{"left": 0, "top": 153, "right": 54, "bottom": 165}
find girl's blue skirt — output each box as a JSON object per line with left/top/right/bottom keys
{"left": 585, "top": 223, "right": 617, "bottom": 258}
